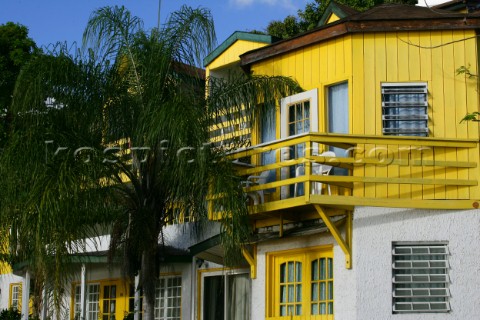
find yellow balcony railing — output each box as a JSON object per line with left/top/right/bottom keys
{"left": 224, "top": 133, "right": 480, "bottom": 215}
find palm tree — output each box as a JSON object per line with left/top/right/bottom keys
{"left": 0, "top": 5, "right": 301, "bottom": 319}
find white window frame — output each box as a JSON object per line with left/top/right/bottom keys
{"left": 200, "top": 269, "right": 251, "bottom": 320}
{"left": 392, "top": 242, "right": 450, "bottom": 313}
{"left": 154, "top": 275, "right": 182, "bottom": 320}
{"left": 280, "top": 88, "right": 318, "bottom": 139}
{"left": 381, "top": 82, "right": 428, "bottom": 136}
{"left": 86, "top": 283, "right": 100, "bottom": 320}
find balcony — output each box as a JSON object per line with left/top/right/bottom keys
{"left": 226, "top": 133, "right": 479, "bottom": 218}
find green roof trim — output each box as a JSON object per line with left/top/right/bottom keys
{"left": 189, "top": 234, "right": 221, "bottom": 256}
{"left": 317, "top": 1, "right": 359, "bottom": 27}
{"left": 203, "top": 31, "right": 277, "bottom": 67}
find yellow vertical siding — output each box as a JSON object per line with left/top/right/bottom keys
{"left": 243, "top": 28, "right": 478, "bottom": 202}
{"left": 407, "top": 33, "right": 423, "bottom": 199}
{"left": 207, "top": 40, "right": 269, "bottom": 70}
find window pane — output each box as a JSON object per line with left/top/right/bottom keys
{"left": 311, "top": 283, "right": 318, "bottom": 301}
{"left": 311, "top": 303, "right": 318, "bottom": 315}
{"left": 328, "top": 302, "right": 334, "bottom": 314}
{"left": 288, "top": 123, "right": 295, "bottom": 136}
{"left": 295, "top": 284, "right": 302, "bottom": 302}
{"left": 320, "top": 258, "right": 326, "bottom": 280}
{"left": 288, "top": 285, "right": 294, "bottom": 302}
{"left": 295, "top": 262, "right": 302, "bottom": 282}
{"left": 289, "top": 105, "right": 295, "bottom": 122}
{"left": 320, "top": 303, "right": 326, "bottom": 315}
{"left": 280, "top": 263, "right": 286, "bottom": 283}
{"left": 304, "top": 101, "right": 310, "bottom": 118}
{"left": 295, "top": 305, "right": 302, "bottom": 315}
{"left": 296, "top": 104, "right": 302, "bottom": 122}
{"left": 312, "top": 260, "right": 318, "bottom": 280}
{"left": 288, "top": 262, "right": 294, "bottom": 282}
{"left": 328, "top": 258, "right": 333, "bottom": 278}
{"left": 304, "top": 120, "right": 310, "bottom": 132}
{"left": 320, "top": 283, "right": 326, "bottom": 300}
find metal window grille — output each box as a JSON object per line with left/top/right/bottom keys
{"left": 392, "top": 243, "right": 450, "bottom": 313}
{"left": 382, "top": 83, "right": 428, "bottom": 136}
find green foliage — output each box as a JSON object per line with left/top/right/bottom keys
{"left": 266, "top": 15, "right": 301, "bottom": 39}
{"left": 457, "top": 65, "right": 479, "bottom": 123}
{"left": 267, "top": 0, "right": 418, "bottom": 39}
{"left": 0, "top": 309, "right": 21, "bottom": 320}
{"left": 456, "top": 64, "right": 478, "bottom": 79}
{"left": 0, "top": 5, "right": 301, "bottom": 319}
{"left": 461, "top": 112, "right": 480, "bottom": 122}
{"left": 123, "top": 313, "right": 134, "bottom": 320}
{"left": 0, "top": 22, "right": 39, "bottom": 147}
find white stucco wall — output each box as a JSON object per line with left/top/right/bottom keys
{"left": 0, "top": 273, "right": 23, "bottom": 310}
{"left": 250, "top": 207, "right": 480, "bottom": 320}
{"left": 353, "top": 206, "right": 480, "bottom": 320}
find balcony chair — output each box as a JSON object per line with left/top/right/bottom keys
{"left": 294, "top": 151, "right": 335, "bottom": 196}
{"left": 243, "top": 171, "right": 271, "bottom": 205}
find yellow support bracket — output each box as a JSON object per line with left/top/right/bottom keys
{"left": 241, "top": 245, "right": 257, "bottom": 279}
{"left": 314, "top": 205, "right": 352, "bottom": 269}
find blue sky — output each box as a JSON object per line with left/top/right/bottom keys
{"left": 0, "top": 0, "right": 308, "bottom": 50}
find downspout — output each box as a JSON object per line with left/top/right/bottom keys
{"left": 80, "top": 264, "right": 86, "bottom": 320}
{"left": 191, "top": 256, "right": 197, "bottom": 320}
{"left": 134, "top": 274, "right": 140, "bottom": 320}
{"left": 41, "top": 285, "right": 48, "bottom": 320}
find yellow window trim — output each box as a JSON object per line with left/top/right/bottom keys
{"left": 266, "top": 245, "right": 334, "bottom": 319}
{"left": 9, "top": 282, "right": 22, "bottom": 310}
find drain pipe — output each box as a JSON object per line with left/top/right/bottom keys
{"left": 191, "top": 256, "right": 198, "bottom": 320}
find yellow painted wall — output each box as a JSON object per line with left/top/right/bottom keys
{"left": 0, "top": 230, "right": 12, "bottom": 275}
{"left": 252, "top": 35, "right": 353, "bottom": 135}
{"left": 326, "top": 13, "right": 340, "bottom": 24}
{"left": 207, "top": 40, "right": 270, "bottom": 70}
{"left": 247, "top": 29, "right": 480, "bottom": 202}
{"left": 250, "top": 30, "right": 478, "bottom": 139}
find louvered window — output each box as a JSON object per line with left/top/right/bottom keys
{"left": 392, "top": 242, "right": 450, "bottom": 313}
{"left": 382, "top": 83, "right": 428, "bottom": 136}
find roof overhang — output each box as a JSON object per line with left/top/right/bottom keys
{"left": 203, "top": 31, "right": 279, "bottom": 67}
{"left": 240, "top": 7, "right": 480, "bottom": 70}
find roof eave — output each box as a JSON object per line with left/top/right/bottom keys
{"left": 240, "top": 17, "right": 480, "bottom": 69}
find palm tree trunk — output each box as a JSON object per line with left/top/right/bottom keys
{"left": 141, "top": 244, "right": 156, "bottom": 320}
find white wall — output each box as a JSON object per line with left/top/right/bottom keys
{"left": 353, "top": 206, "right": 480, "bottom": 320}
{"left": 417, "top": 0, "right": 450, "bottom": 6}
{"left": 250, "top": 207, "right": 480, "bottom": 320}
{"left": 0, "top": 273, "right": 24, "bottom": 310}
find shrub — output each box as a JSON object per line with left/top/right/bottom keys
{"left": 0, "top": 309, "right": 21, "bottom": 320}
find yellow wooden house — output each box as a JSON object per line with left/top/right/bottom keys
{"left": 203, "top": 2, "right": 480, "bottom": 319}
{"left": 3, "top": 2, "right": 480, "bottom": 320}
